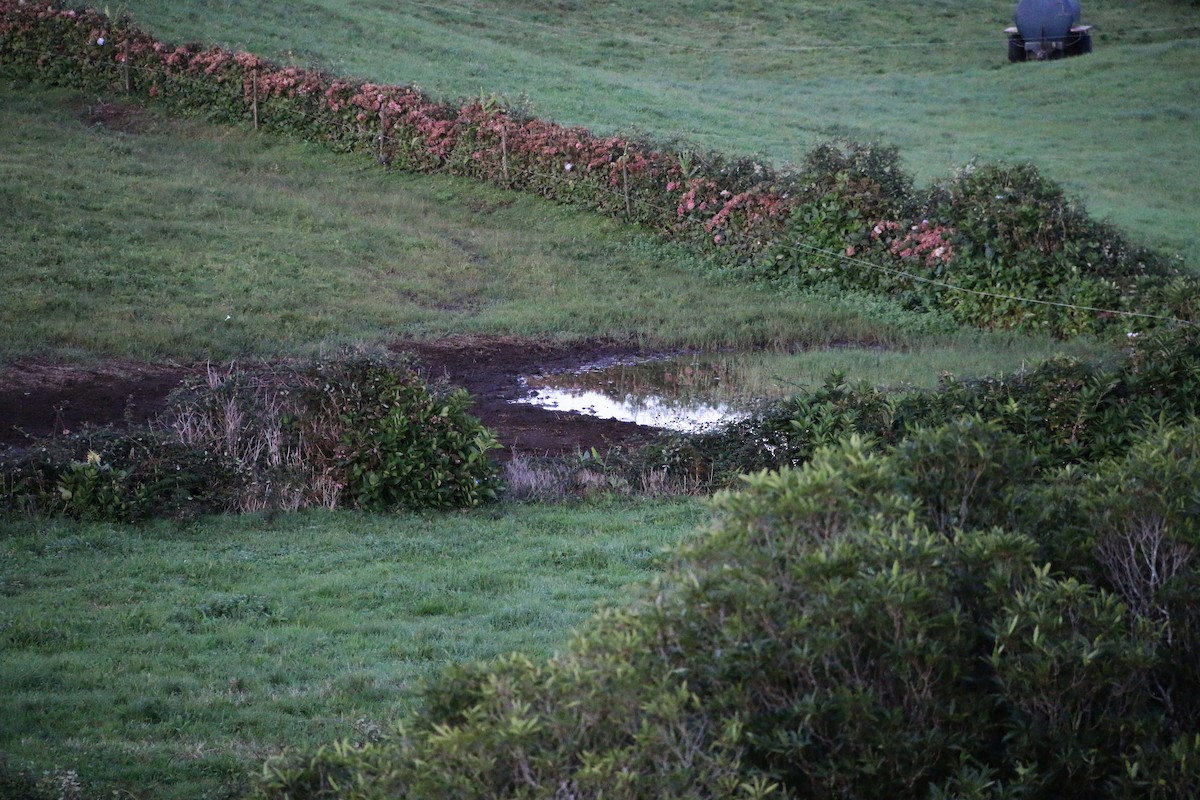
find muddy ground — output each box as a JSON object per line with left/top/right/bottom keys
{"left": 0, "top": 337, "right": 662, "bottom": 458}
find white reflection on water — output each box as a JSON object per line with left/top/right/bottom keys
{"left": 512, "top": 387, "right": 745, "bottom": 432}
{"left": 511, "top": 353, "right": 755, "bottom": 432}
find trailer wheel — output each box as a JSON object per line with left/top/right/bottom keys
{"left": 1008, "top": 35, "right": 1027, "bottom": 63}
{"left": 1064, "top": 31, "right": 1092, "bottom": 57}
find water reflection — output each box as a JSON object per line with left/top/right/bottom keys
{"left": 511, "top": 342, "right": 1075, "bottom": 432}
{"left": 512, "top": 353, "right": 757, "bottom": 433}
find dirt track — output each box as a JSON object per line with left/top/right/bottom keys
{"left": 0, "top": 337, "right": 661, "bottom": 457}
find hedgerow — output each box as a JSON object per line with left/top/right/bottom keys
{"left": 1, "top": 0, "right": 1195, "bottom": 335}
{"left": 764, "top": 156, "right": 1193, "bottom": 335}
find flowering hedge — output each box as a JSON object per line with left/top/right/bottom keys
{"left": 759, "top": 147, "right": 1197, "bottom": 336}
{"left": 1, "top": 0, "right": 1194, "bottom": 335}
{"left": 0, "top": 0, "right": 795, "bottom": 250}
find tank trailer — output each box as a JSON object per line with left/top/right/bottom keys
{"left": 1007, "top": 0, "right": 1093, "bottom": 62}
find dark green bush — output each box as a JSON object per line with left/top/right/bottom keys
{"left": 796, "top": 140, "right": 915, "bottom": 220}
{"left": 763, "top": 142, "right": 930, "bottom": 303}
{"left": 630, "top": 324, "right": 1199, "bottom": 490}
{"left": 920, "top": 162, "right": 1180, "bottom": 334}
{"left": 891, "top": 415, "right": 1035, "bottom": 537}
{"left": 929, "top": 162, "right": 1171, "bottom": 281}
{"left": 314, "top": 357, "right": 501, "bottom": 511}
{"left": 163, "top": 355, "right": 502, "bottom": 513}
{"left": 763, "top": 157, "right": 1198, "bottom": 335}
{"left": 0, "top": 427, "right": 236, "bottom": 521}
{"left": 1039, "top": 421, "right": 1200, "bottom": 731}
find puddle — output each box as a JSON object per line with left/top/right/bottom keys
{"left": 512, "top": 352, "right": 762, "bottom": 433}
{"left": 511, "top": 341, "right": 1076, "bottom": 433}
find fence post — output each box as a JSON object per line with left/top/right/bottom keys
{"left": 122, "top": 37, "right": 131, "bottom": 94}
{"left": 378, "top": 106, "right": 388, "bottom": 165}
{"left": 251, "top": 67, "right": 259, "bottom": 130}
{"left": 622, "top": 151, "right": 631, "bottom": 219}
{"left": 501, "top": 125, "right": 509, "bottom": 184}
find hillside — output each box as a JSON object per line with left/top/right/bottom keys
{"left": 107, "top": 0, "right": 1200, "bottom": 264}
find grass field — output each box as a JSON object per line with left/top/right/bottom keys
{"left": 0, "top": 80, "right": 1105, "bottom": 377}
{"left": 2, "top": 1, "right": 1192, "bottom": 797}
{"left": 0, "top": 499, "right": 706, "bottom": 799}
{"left": 105, "top": 0, "right": 1200, "bottom": 265}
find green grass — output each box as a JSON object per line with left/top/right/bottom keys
{"left": 0, "top": 80, "right": 892, "bottom": 361}
{"left": 0, "top": 499, "right": 706, "bottom": 799}
{"left": 104, "top": 0, "right": 1200, "bottom": 265}
{"left": 0, "top": 80, "right": 1103, "bottom": 380}
{"left": 581, "top": 333, "right": 1120, "bottom": 411}
{"left": 0, "top": 5, "right": 1182, "bottom": 796}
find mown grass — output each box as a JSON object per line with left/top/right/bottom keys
{"left": 0, "top": 499, "right": 706, "bottom": 800}
{"left": 0, "top": 80, "right": 1103, "bottom": 378}
{"left": 0, "top": 80, "right": 889, "bottom": 361}
{"left": 106, "top": 0, "right": 1200, "bottom": 264}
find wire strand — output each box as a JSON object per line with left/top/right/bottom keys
{"left": 789, "top": 241, "right": 1195, "bottom": 326}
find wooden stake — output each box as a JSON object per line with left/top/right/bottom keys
{"left": 378, "top": 107, "right": 387, "bottom": 165}
{"left": 251, "top": 68, "right": 259, "bottom": 130}
{"left": 501, "top": 125, "right": 509, "bottom": 183}
{"left": 622, "top": 154, "right": 631, "bottom": 219}
{"left": 122, "top": 39, "right": 131, "bottom": 94}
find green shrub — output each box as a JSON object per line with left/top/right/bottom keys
{"left": 920, "top": 161, "right": 1177, "bottom": 334}
{"left": 635, "top": 325, "right": 1199, "bottom": 489}
{"left": 52, "top": 451, "right": 132, "bottom": 521}
{"left": 796, "top": 140, "right": 915, "bottom": 221}
{"left": 762, "top": 156, "right": 1198, "bottom": 335}
{"left": 0, "top": 427, "right": 236, "bottom": 520}
{"left": 930, "top": 162, "right": 1171, "bottom": 282}
{"left": 164, "top": 355, "right": 502, "bottom": 513}
{"left": 315, "top": 357, "right": 501, "bottom": 511}
{"left": 890, "top": 416, "right": 1035, "bottom": 537}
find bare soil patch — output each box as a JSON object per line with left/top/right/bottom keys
{"left": 78, "top": 99, "right": 153, "bottom": 134}
{"left": 0, "top": 338, "right": 661, "bottom": 457}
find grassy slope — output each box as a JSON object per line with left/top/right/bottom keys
{"left": 0, "top": 500, "right": 706, "bottom": 800}
{"left": 0, "top": 81, "right": 1104, "bottom": 378}
{"left": 108, "top": 0, "right": 1200, "bottom": 264}
{"left": 0, "top": 83, "right": 872, "bottom": 360}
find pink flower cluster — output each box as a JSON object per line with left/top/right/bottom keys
{"left": 253, "top": 64, "right": 324, "bottom": 97}
{"left": 480, "top": 116, "right": 659, "bottom": 186}
{"left": 872, "top": 219, "right": 956, "bottom": 266}
{"left": 670, "top": 178, "right": 791, "bottom": 247}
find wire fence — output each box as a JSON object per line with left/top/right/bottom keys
{"left": 789, "top": 242, "right": 1195, "bottom": 327}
